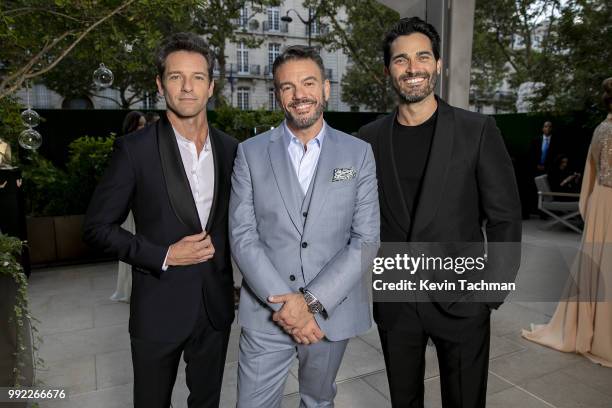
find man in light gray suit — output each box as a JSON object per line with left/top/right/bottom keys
{"left": 229, "top": 45, "right": 380, "bottom": 407}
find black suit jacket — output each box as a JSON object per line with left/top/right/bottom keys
{"left": 528, "top": 134, "right": 560, "bottom": 175}
{"left": 358, "top": 98, "right": 522, "bottom": 325}
{"left": 83, "top": 115, "right": 238, "bottom": 342}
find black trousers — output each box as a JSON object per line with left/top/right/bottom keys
{"left": 130, "top": 303, "right": 230, "bottom": 408}
{"left": 378, "top": 302, "right": 491, "bottom": 408}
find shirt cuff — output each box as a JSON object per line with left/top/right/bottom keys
{"left": 162, "top": 248, "right": 170, "bottom": 271}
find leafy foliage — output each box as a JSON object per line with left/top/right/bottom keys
{"left": 40, "top": 0, "right": 199, "bottom": 108}
{"left": 0, "top": 96, "right": 25, "bottom": 159}
{"left": 0, "top": 0, "right": 141, "bottom": 99}
{"left": 304, "top": 0, "right": 399, "bottom": 112}
{"left": 471, "top": 0, "right": 611, "bottom": 115}
{"left": 21, "top": 134, "right": 115, "bottom": 216}
{"left": 212, "top": 104, "right": 284, "bottom": 140}
{"left": 0, "top": 233, "right": 36, "bottom": 386}
{"left": 192, "top": 0, "right": 280, "bottom": 106}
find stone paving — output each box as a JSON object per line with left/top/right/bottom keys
{"left": 28, "top": 220, "right": 612, "bottom": 407}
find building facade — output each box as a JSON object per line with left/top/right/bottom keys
{"left": 219, "top": 0, "right": 352, "bottom": 111}
{"left": 18, "top": 0, "right": 354, "bottom": 112}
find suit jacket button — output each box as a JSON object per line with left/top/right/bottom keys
{"left": 302, "top": 212, "right": 308, "bottom": 217}
{"left": 301, "top": 242, "right": 308, "bottom": 248}
{"left": 289, "top": 274, "right": 296, "bottom": 281}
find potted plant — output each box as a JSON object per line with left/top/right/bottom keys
{"left": 0, "top": 234, "right": 37, "bottom": 398}
{"left": 22, "top": 135, "right": 115, "bottom": 265}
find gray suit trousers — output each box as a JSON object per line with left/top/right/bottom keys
{"left": 237, "top": 328, "right": 349, "bottom": 408}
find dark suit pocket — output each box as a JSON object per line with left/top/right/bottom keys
{"left": 133, "top": 266, "right": 152, "bottom": 275}
{"left": 132, "top": 266, "right": 161, "bottom": 279}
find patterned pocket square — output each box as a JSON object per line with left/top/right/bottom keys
{"left": 332, "top": 167, "right": 357, "bottom": 182}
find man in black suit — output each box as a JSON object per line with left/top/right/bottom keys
{"left": 529, "top": 121, "right": 557, "bottom": 175}
{"left": 358, "top": 18, "right": 521, "bottom": 407}
{"left": 525, "top": 121, "right": 561, "bottom": 215}
{"left": 83, "top": 33, "right": 237, "bottom": 408}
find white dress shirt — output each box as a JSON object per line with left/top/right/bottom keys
{"left": 173, "top": 127, "right": 215, "bottom": 229}
{"left": 162, "top": 127, "right": 215, "bottom": 269}
{"left": 284, "top": 121, "right": 325, "bottom": 194}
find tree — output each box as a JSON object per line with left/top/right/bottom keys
{"left": 192, "top": 0, "right": 280, "bottom": 106}
{"left": 542, "top": 0, "right": 612, "bottom": 114}
{"left": 0, "top": 0, "right": 137, "bottom": 100}
{"left": 304, "top": 0, "right": 399, "bottom": 112}
{"left": 40, "top": 1, "right": 197, "bottom": 108}
{"left": 471, "top": 0, "right": 611, "bottom": 114}
{"left": 470, "top": 0, "right": 563, "bottom": 111}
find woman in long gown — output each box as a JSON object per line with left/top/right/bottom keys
{"left": 109, "top": 111, "right": 146, "bottom": 302}
{"left": 522, "top": 78, "right": 612, "bottom": 367}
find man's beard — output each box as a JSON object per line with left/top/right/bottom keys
{"left": 284, "top": 96, "right": 326, "bottom": 129}
{"left": 392, "top": 70, "right": 437, "bottom": 104}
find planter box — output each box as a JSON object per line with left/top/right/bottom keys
{"left": 54, "top": 215, "right": 93, "bottom": 260}
{"left": 26, "top": 215, "right": 111, "bottom": 266}
{"left": 26, "top": 216, "right": 56, "bottom": 264}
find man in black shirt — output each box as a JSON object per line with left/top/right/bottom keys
{"left": 358, "top": 17, "right": 522, "bottom": 408}
{"left": 392, "top": 110, "right": 436, "bottom": 219}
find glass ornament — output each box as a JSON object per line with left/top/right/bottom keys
{"left": 21, "top": 108, "right": 40, "bottom": 127}
{"left": 18, "top": 128, "right": 42, "bottom": 150}
{"left": 93, "top": 63, "right": 114, "bottom": 88}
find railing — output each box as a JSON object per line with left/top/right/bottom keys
{"left": 263, "top": 21, "right": 289, "bottom": 33}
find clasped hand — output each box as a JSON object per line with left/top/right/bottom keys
{"left": 167, "top": 231, "right": 214, "bottom": 266}
{"left": 269, "top": 293, "right": 325, "bottom": 345}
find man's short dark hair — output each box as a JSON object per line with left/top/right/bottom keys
{"left": 383, "top": 17, "right": 441, "bottom": 68}
{"left": 272, "top": 45, "right": 326, "bottom": 87}
{"left": 156, "top": 32, "right": 214, "bottom": 80}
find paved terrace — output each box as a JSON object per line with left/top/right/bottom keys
{"left": 28, "top": 220, "right": 612, "bottom": 407}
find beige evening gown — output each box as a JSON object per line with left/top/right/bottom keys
{"left": 522, "top": 114, "right": 612, "bottom": 367}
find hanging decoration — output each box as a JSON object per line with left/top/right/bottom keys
{"left": 18, "top": 82, "right": 42, "bottom": 150}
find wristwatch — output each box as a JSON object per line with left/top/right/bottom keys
{"left": 301, "top": 288, "right": 325, "bottom": 315}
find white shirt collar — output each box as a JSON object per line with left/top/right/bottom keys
{"left": 283, "top": 121, "right": 326, "bottom": 148}
{"left": 173, "top": 126, "right": 211, "bottom": 150}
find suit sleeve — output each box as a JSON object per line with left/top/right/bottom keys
{"left": 477, "top": 117, "right": 522, "bottom": 307}
{"left": 82, "top": 137, "right": 168, "bottom": 273}
{"left": 305, "top": 144, "right": 380, "bottom": 317}
{"left": 229, "top": 143, "right": 294, "bottom": 312}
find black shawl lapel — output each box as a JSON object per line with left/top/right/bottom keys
{"left": 378, "top": 108, "right": 411, "bottom": 234}
{"left": 157, "top": 115, "right": 202, "bottom": 234}
{"left": 204, "top": 126, "right": 224, "bottom": 233}
{"left": 410, "top": 98, "right": 455, "bottom": 239}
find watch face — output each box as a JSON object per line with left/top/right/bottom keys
{"left": 308, "top": 301, "right": 323, "bottom": 314}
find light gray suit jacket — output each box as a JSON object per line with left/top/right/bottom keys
{"left": 229, "top": 123, "right": 380, "bottom": 341}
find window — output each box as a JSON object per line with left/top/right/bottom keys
{"left": 239, "top": 6, "right": 248, "bottom": 28}
{"left": 268, "top": 43, "right": 280, "bottom": 68}
{"left": 267, "top": 7, "right": 279, "bottom": 31}
{"left": 237, "top": 42, "right": 249, "bottom": 73}
{"left": 237, "top": 87, "right": 250, "bottom": 110}
{"left": 309, "top": 8, "right": 319, "bottom": 35}
{"left": 268, "top": 88, "right": 277, "bottom": 111}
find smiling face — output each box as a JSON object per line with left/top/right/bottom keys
{"left": 275, "top": 58, "right": 330, "bottom": 130}
{"left": 156, "top": 50, "right": 214, "bottom": 119}
{"left": 387, "top": 32, "right": 441, "bottom": 104}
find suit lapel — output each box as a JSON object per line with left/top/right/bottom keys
{"left": 157, "top": 115, "right": 202, "bottom": 234}
{"left": 268, "top": 126, "right": 304, "bottom": 234}
{"left": 378, "top": 109, "right": 411, "bottom": 234}
{"left": 410, "top": 98, "right": 454, "bottom": 239}
{"left": 204, "top": 127, "right": 224, "bottom": 233}
{"left": 303, "top": 124, "right": 335, "bottom": 234}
